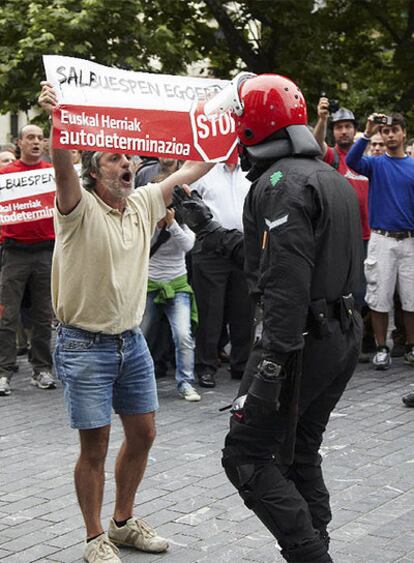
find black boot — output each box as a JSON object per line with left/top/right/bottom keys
{"left": 282, "top": 536, "right": 333, "bottom": 562}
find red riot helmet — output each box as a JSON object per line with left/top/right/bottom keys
{"left": 204, "top": 72, "right": 318, "bottom": 162}
{"left": 236, "top": 74, "right": 308, "bottom": 146}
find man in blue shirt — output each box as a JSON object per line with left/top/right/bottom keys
{"left": 346, "top": 113, "right": 414, "bottom": 370}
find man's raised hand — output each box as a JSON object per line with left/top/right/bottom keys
{"left": 38, "top": 81, "right": 58, "bottom": 116}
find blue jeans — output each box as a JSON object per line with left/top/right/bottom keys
{"left": 54, "top": 325, "right": 158, "bottom": 429}
{"left": 141, "top": 292, "right": 195, "bottom": 389}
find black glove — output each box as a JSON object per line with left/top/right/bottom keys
{"left": 180, "top": 191, "right": 221, "bottom": 238}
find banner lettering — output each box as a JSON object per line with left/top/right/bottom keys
{"left": 44, "top": 56, "right": 238, "bottom": 162}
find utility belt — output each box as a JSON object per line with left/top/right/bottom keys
{"left": 3, "top": 237, "right": 55, "bottom": 252}
{"left": 372, "top": 228, "right": 414, "bottom": 240}
{"left": 307, "top": 294, "right": 355, "bottom": 338}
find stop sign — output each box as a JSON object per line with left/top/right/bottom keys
{"left": 189, "top": 101, "right": 239, "bottom": 162}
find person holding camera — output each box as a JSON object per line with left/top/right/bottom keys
{"left": 313, "top": 98, "right": 370, "bottom": 246}
{"left": 313, "top": 98, "right": 371, "bottom": 356}
{"left": 313, "top": 96, "right": 370, "bottom": 245}
{"left": 346, "top": 113, "right": 414, "bottom": 371}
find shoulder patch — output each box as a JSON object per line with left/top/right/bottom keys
{"left": 265, "top": 214, "right": 289, "bottom": 230}
{"left": 270, "top": 171, "right": 284, "bottom": 187}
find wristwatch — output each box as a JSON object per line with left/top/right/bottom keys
{"left": 259, "top": 359, "right": 282, "bottom": 379}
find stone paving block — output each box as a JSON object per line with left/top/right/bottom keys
{"left": 387, "top": 531, "right": 414, "bottom": 553}
{"left": 167, "top": 494, "right": 216, "bottom": 514}
{"left": 0, "top": 541, "right": 58, "bottom": 562}
{"left": 196, "top": 542, "right": 256, "bottom": 562}
{"left": 0, "top": 527, "right": 57, "bottom": 552}
{"left": 0, "top": 517, "right": 55, "bottom": 540}
{"left": 44, "top": 543, "right": 83, "bottom": 563}
{"left": 46, "top": 528, "right": 84, "bottom": 549}
{"left": 179, "top": 515, "right": 240, "bottom": 540}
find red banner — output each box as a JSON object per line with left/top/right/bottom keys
{"left": 52, "top": 104, "right": 238, "bottom": 163}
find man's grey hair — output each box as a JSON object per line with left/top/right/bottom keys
{"left": 81, "top": 151, "right": 104, "bottom": 191}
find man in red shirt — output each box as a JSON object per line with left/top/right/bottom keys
{"left": 313, "top": 100, "right": 372, "bottom": 360}
{"left": 0, "top": 124, "right": 56, "bottom": 396}
{"left": 313, "top": 99, "right": 370, "bottom": 243}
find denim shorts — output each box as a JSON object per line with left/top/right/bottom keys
{"left": 54, "top": 324, "right": 159, "bottom": 430}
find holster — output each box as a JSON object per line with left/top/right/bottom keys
{"left": 248, "top": 370, "right": 287, "bottom": 410}
{"left": 309, "top": 295, "right": 355, "bottom": 337}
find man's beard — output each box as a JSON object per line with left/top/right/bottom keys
{"left": 101, "top": 177, "right": 133, "bottom": 199}
{"left": 336, "top": 138, "right": 353, "bottom": 151}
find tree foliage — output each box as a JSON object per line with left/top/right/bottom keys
{"left": 0, "top": 0, "right": 413, "bottom": 126}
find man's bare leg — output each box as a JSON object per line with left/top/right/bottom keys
{"left": 113, "top": 412, "right": 156, "bottom": 521}
{"left": 403, "top": 310, "right": 414, "bottom": 345}
{"left": 370, "top": 310, "right": 388, "bottom": 346}
{"left": 75, "top": 425, "right": 111, "bottom": 539}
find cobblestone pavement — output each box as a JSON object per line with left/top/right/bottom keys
{"left": 0, "top": 352, "right": 413, "bottom": 563}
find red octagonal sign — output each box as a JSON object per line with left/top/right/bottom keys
{"left": 189, "top": 101, "right": 239, "bottom": 162}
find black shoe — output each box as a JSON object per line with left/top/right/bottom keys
{"left": 198, "top": 372, "right": 216, "bottom": 388}
{"left": 230, "top": 368, "right": 244, "bottom": 380}
{"left": 218, "top": 349, "right": 230, "bottom": 364}
{"left": 16, "top": 346, "right": 28, "bottom": 357}
{"left": 402, "top": 392, "right": 414, "bottom": 407}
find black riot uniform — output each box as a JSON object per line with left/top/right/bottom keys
{"left": 180, "top": 73, "right": 363, "bottom": 562}
{"left": 179, "top": 140, "right": 363, "bottom": 562}
{"left": 223, "top": 143, "right": 363, "bottom": 562}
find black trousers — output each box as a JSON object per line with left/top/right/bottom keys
{"left": 0, "top": 248, "right": 53, "bottom": 378}
{"left": 223, "top": 313, "right": 362, "bottom": 559}
{"left": 191, "top": 251, "right": 255, "bottom": 374}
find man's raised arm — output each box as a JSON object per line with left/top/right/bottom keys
{"left": 38, "top": 81, "right": 81, "bottom": 215}
{"left": 157, "top": 161, "right": 215, "bottom": 205}
{"left": 312, "top": 96, "right": 329, "bottom": 157}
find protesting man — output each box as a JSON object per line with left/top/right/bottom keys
{"left": 0, "top": 124, "right": 55, "bottom": 396}
{"left": 199, "top": 73, "right": 363, "bottom": 562}
{"left": 38, "top": 81, "right": 210, "bottom": 563}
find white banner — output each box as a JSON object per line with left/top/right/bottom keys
{"left": 43, "top": 55, "right": 239, "bottom": 162}
{"left": 0, "top": 165, "right": 81, "bottom": 225}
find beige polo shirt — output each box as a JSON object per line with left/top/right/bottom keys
{"left": 51, "top": 184, "right": 165, "bottom": 334}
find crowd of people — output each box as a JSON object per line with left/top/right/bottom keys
{"left": 0, "top": 76, "right": 412, "bottom": 563}
{"left": 1, "top": 98, "right": 413, "bottom": 400}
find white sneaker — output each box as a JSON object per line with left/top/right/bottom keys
{"left": 31, "top": 371, "right": 56, "bottom": 389}
{"left": 108, "top": 517, "right": 168, "bottom": 553}
{"left": 0, "top": 376, "right": 11, "bottom": 396}
{"left": 84, "top": 534, "right": 121, "bottom": 562}
{"left": 373, "top": 347, "right": 392, "bottom": 370}
{"left": 179, "top": 383, "right": 201, "bottom": 402}
{"left": 404, "top": 346, "right": 414, "bottom": 367}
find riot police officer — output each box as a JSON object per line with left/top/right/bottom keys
{"left": 185, "top": 74, "right": 363, "bottom": 562}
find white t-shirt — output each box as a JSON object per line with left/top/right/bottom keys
{"left": 190, "top": 164, "right": 251, "bottom": 232}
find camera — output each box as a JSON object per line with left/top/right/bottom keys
{"left": 321, "top": 92, "right": 339, "bottom": 114}
{"left": 328, "top": 99, "right": 340, "bottom": 114}
{"left": 373, "top": 115, "right": 392, "bottom": 126}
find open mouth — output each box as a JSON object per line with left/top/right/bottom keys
{"left": 121, "top": 171, "right": 132, "bottom": 183}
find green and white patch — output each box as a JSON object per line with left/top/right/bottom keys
{"left": 270, "top": 171, "right": 284, "bottom": 187}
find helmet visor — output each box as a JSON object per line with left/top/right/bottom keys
{"left": 204, "top": 72, "right": 256, "bottom": 117}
